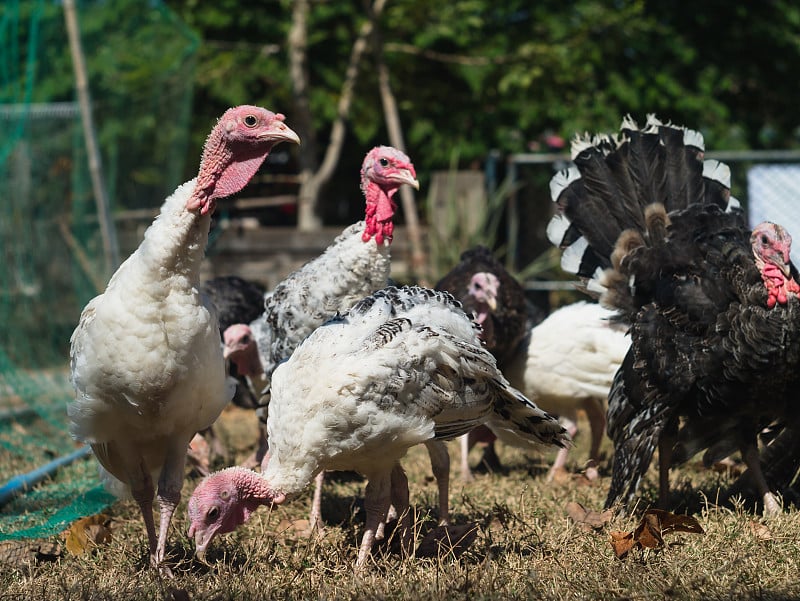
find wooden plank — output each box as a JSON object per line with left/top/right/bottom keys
{"left": 428, "top": 171, "right": 486, "bottom": 239}
{"left": 228, "top": 195, "right": 297, "bottom": 210}
{"left": 200, "top": 225, "right": 425, "bottom": 288}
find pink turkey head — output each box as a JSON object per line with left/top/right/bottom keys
{"left": 223, "top": 324, "right": 262, "bottom": 377}
{"left": 360, "top": 146, "right": 419, "bottom": 244}
{"left": 188, "top": 106, "right": 300, "bottom": 215}
{"left": 467, "top": 272, "right": 499, "bottom": 349}
{"left": 751, "top": 222, "right": 800, "bottom": 308}
{"left": 188, "top": 466, "right": 285, "bottom": 562}
{"left": 468, "top": 272, "right": 500, "bottom": 314}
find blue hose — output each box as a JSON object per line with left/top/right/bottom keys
{"left": 0, "top": 445, "right": 92, "bottom": 507}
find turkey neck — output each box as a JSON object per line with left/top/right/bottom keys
{"left": 135, "top": 183, "right": 212, "bottom": 283}
{"left": 137, "top": 126, "right": 236, "bottom": 281}
{"left": 261, "top": 451, "right": 318, "bottom": 500}
{"left": 361, "top": 176, "right": 397, "bottom": 244}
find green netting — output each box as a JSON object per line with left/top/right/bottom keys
{"left": 0, "top": 0, "right": 197, "bottom": 540}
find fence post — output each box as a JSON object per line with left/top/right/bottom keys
{"left": 63, "top": 0, "right": 119, "bottom": 276}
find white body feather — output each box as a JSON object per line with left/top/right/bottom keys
{"left": 69, "top": 179, "right": 233, "bottom": 494}
{"left": 263, "top": 287, "right": 566, "bottom": 496}
{"left": 251, "top": 221, "right": 391, "bottom": 377}
{"left": 505, "top": 301, "right": 630, "bottom": 415}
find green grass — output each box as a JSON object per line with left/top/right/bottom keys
{"left": 2, "top": 411, "right": 800, "bottom": 601}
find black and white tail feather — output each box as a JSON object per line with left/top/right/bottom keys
{"left": 343, "top": 285, "right": 570, "bottom": 450}
{"left": 545, "top": 114, "right": 743, "bottom": 510}
{"left": 547, "top": 114, "right": 741, "bottom": 300}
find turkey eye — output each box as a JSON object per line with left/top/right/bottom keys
{"left": 207, "top": 506, "right": 219, "bottom": 520}
{"left": 244, "top": 115, "right": 258, "bottom": 127}
{"left": 761, "top": 235, "right": 769, "bottom": 245}
{"left": 242, "top": 335, "right": 250, "bottom": 344}
{"left": 379, "top": 158, "right": 389, "bottom": 167}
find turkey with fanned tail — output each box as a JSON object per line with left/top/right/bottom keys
{"left": 547, "top": 114, "right": 800, "bottom": 514}
{"left": 188, "top": 285, "right": 568, "bottom": 567}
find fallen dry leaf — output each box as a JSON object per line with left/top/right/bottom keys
{"left": 63, "top": 514, "right": 113, "bottom": 555}
{"left": 643, "top": 509, "right": 704, "bottom": 536}
{"left": 609, "top": 531, "right": 637, "bottom": 559}
{"left": 275, "top": 518, "right": 315, "bottom": 539}
{"left": 749, "top": 520, "right": 773, "bottom": 541}
{"left": 549, "top": 466, "right": 572, "bottom": 484}
{"left": 634, "top": 513, "right": 664, "bottom": 549}
{"left": 566, "top": 501, "right": 613, "bottom": 530}
{"left": 415, "top": 523, "right": 478, "bottom": 558}
{"left": 610, "top": 509, "right": 704, "bottom": 559}
{"left": 0, "top": 540, "right": 61, "bottom": 568}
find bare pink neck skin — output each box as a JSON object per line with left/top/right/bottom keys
{"left": 361, "top": 179, "right": 397, "bottom": 245}
{"left": 474, "top": 307, "right": 496, "bottom": 350}
{"left": 755, "top": 255, "right": 800, "bottom": 308}
{"left": 185, "top": 124, "right": 236, "bottom": 216}
{"left": 231, "top": 345, "right": 264, "bottom": 378}
{"left": 228, "top": 467, "right": 285, "bottom": 523}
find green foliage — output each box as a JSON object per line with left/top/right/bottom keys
{"left": 8, "top": 0, "right": 800, "bottom": 193}
{"left": 161, "top": 0, "right": 800, "bottom": 187}
{"left": 3, "top": 0, "right": 199, "bottom": 209}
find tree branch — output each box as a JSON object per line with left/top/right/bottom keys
{"left": 364, "top": 0, "right": 428, "bottom": 283}
{"left": 292, "top": 0, "right": 387, "bottom": 230}
{"left": 384, "top": 42, "right": 512, "bottom": 66}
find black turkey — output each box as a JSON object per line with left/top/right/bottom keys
{"left": 547, "top": 114, "right": 800, "bottom": 514}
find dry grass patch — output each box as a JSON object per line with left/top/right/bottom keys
{"left": 2, "top": 413, "right": 800, "bottom": 600}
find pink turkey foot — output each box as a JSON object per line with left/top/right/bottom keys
{"left": 740, "top": 442, "right": 782, "bottom": 516}
{"left": 357, "top": 475, "right": 392, "bottom": 569}
{"left": 186, "top": 433, "right": 211, "bottom": 477}
{"left": 425, "top": 440, "right": 451, "bottom": 525}
{"left": 309, "top": 471, "right": 326, "bottom": 535}
{"left": 547, "top": 417, "right": 578, "bottom": 482}
{"left": 389, "top": 464, "right": 413, "bottom": 558}
{"left": 460, "top": 426, "right": 499, "bottom": 481}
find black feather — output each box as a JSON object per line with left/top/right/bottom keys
{"left": 200, "top": 275, "right": 266, "bottom": 335}
{"left": 549, "top": 114, "right": 800, "bottom": 513}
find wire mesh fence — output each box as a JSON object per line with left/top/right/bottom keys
{"left": 506, "top": 149, "right": 800, "bottom": 291}
{"left": 0, "top": 0, "right": 196, "bottom": 539}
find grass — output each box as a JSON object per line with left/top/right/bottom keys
{"left": 2, "top": 408, "right": 800, "bottom": 601}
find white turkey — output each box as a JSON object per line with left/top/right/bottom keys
{"left": 250, "top": 145, "right": 419, "bottom": 380}
{"left": 546, "top": 113, "right": 800, "bottom": 514}
{"left": 68, "top": 105, "right": 299, "bottom": 571}
{"left": 503, "top": 301, "right": 630, "bottom": 481}
{"left": 240, "top": 147, "right": 452, "bottom": 529}
{"left": 187, "top": 286, "right": 569, "bottom": 567}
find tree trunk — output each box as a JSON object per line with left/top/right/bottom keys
{"left": 289, "top": 0, "right": 387, "bottom": 231}
{"left": 364, "top": 0, "right": 428, "bottom": 284}
{"left": 63, "top": 0, "right": 119, "bottom": 274}
{"left": 288, "top": 0, "right": 320, "bottom": 230}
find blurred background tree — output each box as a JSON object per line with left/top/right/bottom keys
{"left": 163, "top": 0, "right": 800, "bottom": 227}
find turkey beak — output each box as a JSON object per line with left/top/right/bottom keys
{"left": 391, "top": 169, "right": 420, "bottom": 190}
{"left": 486, "top": 295, "right": 497, "bottom": 312}
{"left": 192, "top": 526, "right": 216, "bottom": 565}
{"left": 261, "top": 121, "right": 301, "bottom": 146}
{"left": 770, "top": 252, "right": 792, "bottom": 278}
